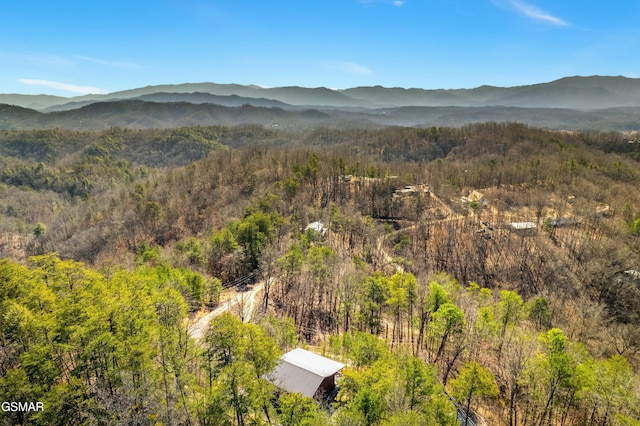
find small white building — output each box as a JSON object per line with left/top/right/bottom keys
{"left": 305, "top": 221, "right": 328, "bottom": 235}
{"left": 509, "top": 222, "right": 537, "bottom": 236}
{"left": 510, "top": 222, "right": 536, "bottom": 230}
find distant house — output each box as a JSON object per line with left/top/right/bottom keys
{"left": 305, "top": 221, "right": 328, "bottom": 236}
{"left": 510, "top": 222, "right": 536, "bottom": 230}
{"left": 392, "top": 184, "right": 429, "bottom": 199}
{"left": 509, "top": 221, "right": 537, "bottom": 235}
{"left": 267, "top": 348, "right": 345, "bottom": 399}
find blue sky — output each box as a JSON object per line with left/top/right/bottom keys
{"left": 2, "top": 0, "right": 639, "bottom": 96}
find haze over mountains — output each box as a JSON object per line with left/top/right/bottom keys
{"left": 2, "top": 75, "right": 640, "bottom": 131}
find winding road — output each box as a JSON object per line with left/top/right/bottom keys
{"left": 187, "top": 280, "right": 266, "bottom": 340}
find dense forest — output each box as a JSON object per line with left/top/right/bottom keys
{"left": 1, "top": 122, "right": 640, "bottom": 425}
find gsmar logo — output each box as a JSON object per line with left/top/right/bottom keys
{"left": 1, "top": 401, "right": 44, "bottom": 412}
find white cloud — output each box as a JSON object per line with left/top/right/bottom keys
{"left": 509, "top": 0, "right": 569, "bottom": 26}
{"left": 23, "top": 54, "right": 74, "bottom": 67}
{"left": 77, "top": 56, "right": 140, "bottom": 69}
{"left": 19, "top": 79, "right": 107, "bottom": 95}
{"left": 392, "top": 1, "right": 405, "bottom": 6}
{"left": 324, "top": 61, "right": 373, "bottom": 75}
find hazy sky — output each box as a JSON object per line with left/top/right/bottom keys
{"left": 2, "top": 0, "right": 639, "bottom": 96}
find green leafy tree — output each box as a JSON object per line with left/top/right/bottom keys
{"left": 234, "top": 211, "right": 283, "bottom": 269}
{"left": 475, "top": 305, "right": 499, "bottom": 341}
{"left": 417, "top": 280, "right": 450, "bottom": 351}
{"left": 630, "top": 217, "right": 640, "bottom": 236}
{"left": 243, "top": 323, "right": 280, "bottom": 379}
{"left": 204, "top": 312, "right": 244, "bottom": 379}
{"left": 497, "top": 290, "right": 525, "bottom": 337}
{"left": 384, "top": 411, "right": 431, "bottom": 426}
{"left": 2, "top": 301, "right": 37, "bottom": 352}
{"left": 358, "top": 273, "right": 389, "bottom": 335}
{"left": 278, "top": 392, "right": 328, "bottom": 426}
{"left": 531, "top": 328, "right": 580, "bottom": 426}
{"left": 430, "top": 302, "right": 465, "bottom": 362}
{"left": 528, "top": 296, "right": 552, "bottom": 330}
{"left": 202, "top": 312, "right": 281, "bottom": 425}
{"left": 219, "top": 360, "right": 262, "bottom": 426}
{"left": 337, "top": 346, "right": 456, "bottom": 425}
{"left": 35, "top": 377, "right": 97, "bottom": 426}
{"left": 496, "top": 290, "right": 525, "bottom": 356}
{"left": 588, "top": 355, "right": 636, "bottom": 426}
{"left": 355, "top": 384, "right": 386, "bottom": 425}
{"left": 385, "top": 272, "right": 417, "bottom": 347}
{"left": 154, "top": 287, "right": 194, "bottom": 425}
{"left": 0, "top": 255, "right": 191, "bottom": 424}
{"left": 32, "top": 222, "right": 47, "bottom": 238}
{"left": 283, "top": 177, "right": 300, "bottom": 200}
{"left": 343, "top": 331, "right": 388, "bottom": 369}
{"left": 177, "top": 237, "right": 205, "bottom": 266}
{"left": 204, "top": 277, "right": 222, "bottom": 307}
{"left": 279, "top": 244, "right": 304, "bottom": 278}
{"left": 449, "top": 361, "right": 498, "bottom": 426}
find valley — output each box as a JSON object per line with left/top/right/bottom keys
{"left": 0, "top": 82, "right": 639, "bottom": 425}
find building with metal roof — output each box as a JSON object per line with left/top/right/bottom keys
{"left": 509, "top": 221, "right": 537, "bottom": 236}
{"left": 267, "top": 348, "right": 345, "bottom": 399}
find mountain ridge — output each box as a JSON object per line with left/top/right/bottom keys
{"left": 3, "top": 75, "right": 640, "bottom": 111}
{"left": 3, "top": 99, "right": 640, "bottom": 132}
{"left": 2, "top": 76, "right": 640, "bottom": 131}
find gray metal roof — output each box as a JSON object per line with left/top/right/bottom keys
{"left": 283, "top": 348, "right": 344, "bottom": 376}
{"left": 267, "top": 348, "right": 345, "bottom": 397}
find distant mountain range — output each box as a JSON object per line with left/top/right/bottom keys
{"left": 1, "top": 76, "right": 640, "bottom": 131}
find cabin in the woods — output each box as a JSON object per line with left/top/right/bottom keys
{"left": 267, "top": 348, "right": 345, "bottom": 399}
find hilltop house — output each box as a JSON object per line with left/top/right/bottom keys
{"left": 305, "top": 221, "right": 328, "bottom": 236}
{"left": 267, "top": 348, "right": 345, "bottom": 399}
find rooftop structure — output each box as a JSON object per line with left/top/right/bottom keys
{"left": 510, "top": 222, "right": 536, "bottom": 230}
{"left": 267, "top": 348, "right": 345, "bottom": 398}
{"left": 305, "top": 221, "right": 328, "bottom": 235}
{"left": 393, "top": 184, "right": 430, "bottom": 198}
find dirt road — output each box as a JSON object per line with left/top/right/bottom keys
{"left": 187, "top": 281, "right": 265, "bottom": 340}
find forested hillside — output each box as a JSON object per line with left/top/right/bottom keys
{"left": 1, "top": 123, "right": 640, "bottom": 425}
{"left": 6, "top": 76, "right": 640, "bottom": 111}
{"left": 5, "top": 100, "right": 640, "bottom": 132}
